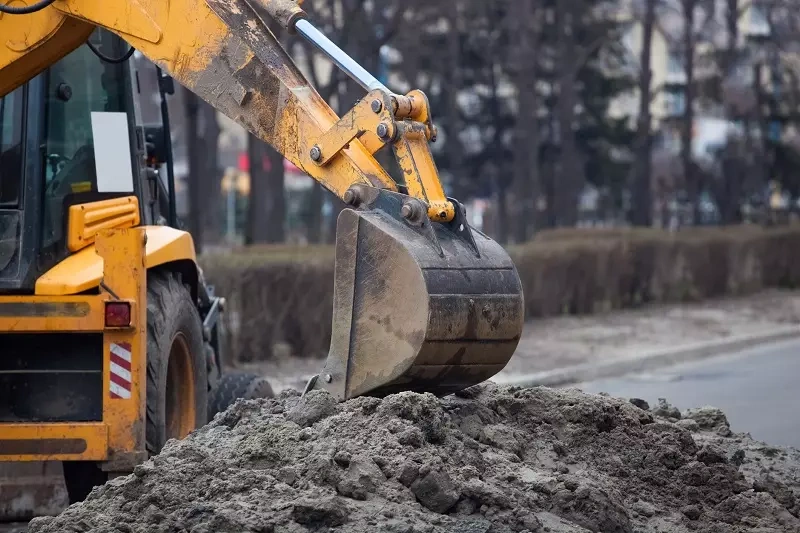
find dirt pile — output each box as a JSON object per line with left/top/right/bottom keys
{"left": 28, "top": 384, "right": 800, "bottom": 533}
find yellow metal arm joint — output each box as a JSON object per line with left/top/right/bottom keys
{"left": 309, "top": 90, "right": 396, "bottom": 166}
{"left": 313, "top": 88, "right": 454, "bottom": 223}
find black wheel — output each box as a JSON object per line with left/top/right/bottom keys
{"left": 62, "top": 461, "right": 107, "bottom": 504}
{"left": 208, "top": 372, "right": 274, "bottom": 420}
{"left": 62, "top": 271, "right": 208, "bottom": 505}
{"left": 146, "top": 270, "right": 208, "bottom": 454}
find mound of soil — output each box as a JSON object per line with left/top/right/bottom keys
{"left": 29, "top": 384, "right": 800, "bottom": 533}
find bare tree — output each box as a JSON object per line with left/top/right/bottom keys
{"left": 553, "top": 0, "right": 585, "bottom": 227}
{"left": 548, "top": 0, "right": 622, "bottom": 227}
{"left": 680, "top": 0, "right": 700, "bottom": 221}
{"left": 184, "top": 89, "right": 221, "bottom": 253}
{"left": 245, "top": 134, "right": 286, "bottom": 244}
{"left": 508, "top": 0, "right": 543, "bottom": 241}
{"left": 632, "top": 0, "right": 658, "bottom": 226}
{"left": 717, "top": 0, "right": 745, "bottom": 223}
{"left": 443, "top": 3, "right": 467, "bottom": 202}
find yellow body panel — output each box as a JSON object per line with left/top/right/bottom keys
{"left": 142, "top": 225, "right": 197, "bottom": 272}
{"left": 0, "top": 423, "right": 109, "bottom": 462}
{"left": 96, "top": 228, "right": 147, "bottom": 468}
{"left": 36, "top": 225, "right": 196, "bottom": 296}
{"left": 0, "top": 295, "right": 106, "bottom": 332}
{"left": 67, "top": 196, "right": 140, "bottom": 253}
{"left": 0, "top": 228, "right": 147, "bottom": 465}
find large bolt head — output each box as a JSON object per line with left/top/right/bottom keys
{"left": 310, "top": 145, "right": 322, "bottom": 162}
{"left": 401, "top": 200, "right": 426, "bottom": 226}
{"left": 376, "top": 123, "right": 390, "bottom": 139}
{"left": 371, "top": 99, "right": 383, "bottom": 113}
{"left": 343, "top": 185, "right": 365, "bottom": 207}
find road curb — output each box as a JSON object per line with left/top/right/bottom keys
{"left": 492, "top": 326, "right": 800, "bottom": 389}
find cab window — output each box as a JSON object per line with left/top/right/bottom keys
{"left": 41, "top": 29, "right": 132, "bottom": 249}
{"left": 0, "top": 86, "right": 24, "bottom": 208}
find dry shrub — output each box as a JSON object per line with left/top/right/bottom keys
{"left": 200, "top": 226, "right": 800, "bottom": 363}
{"left": 200, "top": 246, "right": 334, "bottom": 362}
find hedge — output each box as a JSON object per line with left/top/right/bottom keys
{"left": 200, "top": 225, "right": 800, "bottom": 364}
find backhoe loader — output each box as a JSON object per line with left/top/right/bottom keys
{"left": 0, "top": 0, "right": 524, "bottom": 512}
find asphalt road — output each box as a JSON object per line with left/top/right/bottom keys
{"left": 573, "top": 337, "right": 800, "bottom": 449}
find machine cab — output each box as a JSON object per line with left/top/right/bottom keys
{"left": 0, "top": 28, "right": 151, "bottom": 293}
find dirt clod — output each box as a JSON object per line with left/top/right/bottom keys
{"left": 292, "top": 496, "right": 349, "bottom": 527}
{"left": 682, "top": 406, "right": 730, "bottom": 435}
{"left": 628, "top": 398, "right": 649, "bottom": 411}
{"left": 652, "top": 398, "right": 681, "bottom": 420}
{"left": 697, "top": 444, "right": 728, "bottom": 465}
{"left": 336, "top": 455, "right": 385, "bottom": 501}
{"left": 285, "top": 389, "right": 336, "bottom": 427}
{"left": 411, "top": 470, "right": 460, "bottom": 513}
{"left": 27, "top": 385, "right": 800, "bottom": 533}
{"left": 631, "top": 500, "right": 655, "bottom": 518}
{"left": 753, "top": 473, "right": 797, "bottom": 511}
{"left": 682, "top": 504, "right": 702, "bottom": 520}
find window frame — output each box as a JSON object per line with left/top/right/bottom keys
{"left": 0, "top": 85, "right": 27, "bottom": 209}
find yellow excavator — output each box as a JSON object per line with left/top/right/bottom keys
{"left": 0, "top": 0, "right": 523, "bottom": 512}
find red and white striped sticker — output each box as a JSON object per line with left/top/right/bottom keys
{"left": 109, "top": 342, "right": 133, "bottom": 399}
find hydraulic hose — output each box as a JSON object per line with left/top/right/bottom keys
{"left": 0, "top": 0, "right": 57, "bottom": 15}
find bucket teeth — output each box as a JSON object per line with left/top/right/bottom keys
{"left": 312, "top": 188, "right": 524, "bottom": 401}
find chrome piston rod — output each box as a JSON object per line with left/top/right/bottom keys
{"left": 294, "top": 18, "right": 390, "bottom": 94}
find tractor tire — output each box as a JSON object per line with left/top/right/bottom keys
{"left": 208, "top": 372, "right": 274, "bottom": 420}
{"left": 62, "top": 271, "right": 208, "bottom": 504}
{"left": 145, "top": 270, "right": 208, "bottom": 454}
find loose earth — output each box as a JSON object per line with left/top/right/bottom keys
{"left": 29, "top": 384, "right": 800, "bottom": 532}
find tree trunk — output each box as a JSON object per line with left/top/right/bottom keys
{"left": 183, "top": 88, "right": 222, "bottom": 252}
{"left": 445, "top": 6, "right": 465, "bottom": 201}
{"left": 246, "top": 135, "right": 286, "bottom": 244}
{"left": 544, "top": 90, "right": 558, "bottom": 229}
{"left": 306, "top": 184, "right": 323, "bottom": 244}
{"left": 719, "top": 0, "right": 742, "bottom": 224}
{"left": 681, "top": 0, "right": 698, "bottom": 224}
{"left": 200, "top": 105, "right": 221, "bottom": 245}
{"left": 725, "top": 0, "right": 739, "bottom": 77}
{"left": 494, "top": 180, "right": 509, "bottom": 245}
{"left": 510, "top": 0, "right": 541, "bottom": 242}
{"left": 487, "top": 26, "right": 509, "bottom": 244}
{"left": 631, "top": 0, "right": 656, "bottom": 227}
{"left": 753, "top": 63, "right": 768, "bottom": 195}
{"left": 184, "top": 90, "right": 204, "bottom": 253}
{"left": 554, "top": 0, "right": 582, "bottom": 227}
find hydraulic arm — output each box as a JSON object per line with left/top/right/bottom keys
{"left": 0, "top": 0, "right": 525, "bottom": 400}
{"left": 0, "top": 0, "right": 451, "bottom": 221}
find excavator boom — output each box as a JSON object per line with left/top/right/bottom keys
{"left": 0, "top": 0, "right": 524, "bottom": 400}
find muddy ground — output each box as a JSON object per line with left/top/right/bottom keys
{"left": 27, "top": 384, "right": 800, "bottom": 533}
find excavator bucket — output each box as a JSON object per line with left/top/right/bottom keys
{"left": 308, "top": 187, "right": 524, "bottom": 401}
